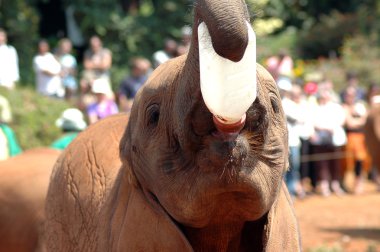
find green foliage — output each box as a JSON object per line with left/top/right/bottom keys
{"left": 0, "top": 87, "right": 70, "bottom": 150}
{"left": 294, "top": 31, "right": 380, "bottom": 93}
{"left": 259, "top": 0, "right": 380, "bottom": 59}
{"left": 62, "top": 0, "right": 193, "bottom": 88}
{"left": 263, "top": 0, "right": 365, "bottom": 31}
{"left": 296, "top": 11, "right": 358, "bottom": 59}
{"left": 256, "top": 27, "right": 297, "bottom": 63}
{"left": 341, "top": 33, "right": 380, "bottom": 86}
{"left": 1, "top": 0, "right": 193, "bottom": 89}
{"left": 301, "top": 59, "right": 346, "bottom": 91}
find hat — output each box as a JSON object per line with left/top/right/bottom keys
{"left": 91, "top": 78, "right": 112, "bottom": 95}
{"left": 304, "top": 82, "right": 318, "bottom": 95}
{"left": 56, "top": 108, "right": 87, "bottom": 131}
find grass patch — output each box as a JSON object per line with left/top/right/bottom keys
{"left": 0, "top": 87, "right": 70, "bottom": 150}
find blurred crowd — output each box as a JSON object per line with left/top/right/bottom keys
{"left": 0, "top": 26, "right": 191, "bottom": 159}
{"left": 1, "top": 26, "right": 380, "bottom": 199}
{"left": 266, "top": 51, "right": 380, "bottom": 198}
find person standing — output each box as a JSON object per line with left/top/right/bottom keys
{"left": 0, "top": 28, "right": 19, "bottom": 89}
{"left": 310, "top": 88, "right": 347, "bottom": 196}
{"left": 152, "top": 39, "right": 177, "bottom": 68}
{"left": 342, "top": 87, "right": 368, "bottom": 194}
{"left": 56, "top": 38, "right": 78, "bottom": 100}
{"left": 340, "top": 72, "right": 366, "bottom": 102}
{"left": 33, "top": 40, "right": 63, "bottom": 98}
{"left": 279, "top": 82, "right": 306, "bottom": 198}
{"left": 118, "top": 57, "right": 151, "bottom": 112}
{"left": 80, "top": 35, "right": 112, "bottom": 94}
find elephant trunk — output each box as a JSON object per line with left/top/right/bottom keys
{"left": 191, "top": 0, "right": 256, "bottom": 139}
{"left": 176, "top": 0, "right": 256, "bottom": 143}
{"left": 195, "top": 0, "right": 250, "bottom": 62}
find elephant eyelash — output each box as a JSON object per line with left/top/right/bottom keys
{"left": 245, "top": 100, "right": 268, "bottom": 149}
{"left": 146, "top": 103, "right": 160, "bottom": 128}
{"left": 270, "top": 95, "right": 280, "bottom": 114}
{"left": 246, "top": 99, "right": 267, "bottom": 132}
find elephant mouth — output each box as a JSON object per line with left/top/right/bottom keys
{"left": 211, "top": 114, "right": 246, "bottom": 142}
{"left": 198, "top": 130, "right": 250, "bottom": 178}
{"left": 195, "top": 99, "right": 267, "bottom": 179}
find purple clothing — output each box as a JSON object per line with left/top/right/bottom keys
{"left": 87, "top": 100, "right": 119, "bottom": 120}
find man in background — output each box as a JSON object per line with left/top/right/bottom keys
{"left": 0, "top": 28, "right": 19, "bottom": 89}
{"left": 119, "top": 57, "right": 151, "bottom": 113}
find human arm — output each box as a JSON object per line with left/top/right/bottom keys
{"left": 34, "top": 54, "right": 61, "bottom": 76}
{"left": 344, "top": 104, "right": 367, "bottom": 129}
{"left": 84, "top": 49, "right": 112, "bottom": 71}
{"left": 63, "top": 55, "right": 77, "bottom": 76}
{"left": 98, "top": 49, "right": 112, "bottom": 71}
{"left": 87, "top": 104, "right": 99, "bottom": 124}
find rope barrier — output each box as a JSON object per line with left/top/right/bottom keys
{"left": 300, "top": 151, "right": 354, "bottom": 163}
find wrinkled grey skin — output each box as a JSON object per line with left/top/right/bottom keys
{"left": 45, "top": 0, "right": 300, "bottom": 251}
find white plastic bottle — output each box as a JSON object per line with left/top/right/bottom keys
{"left": 198, "top": 21, "right": 257, "bottom": 125}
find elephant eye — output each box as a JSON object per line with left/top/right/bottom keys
{"left": 146, "top": 103, "right": 160, "bottom": 127}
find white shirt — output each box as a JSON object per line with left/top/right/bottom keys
{"left": 282, "top": 97, "right": 301, "bottom": 147}
{"left": 60, "top": 54, "right": 77, "bottom": 69}
{"left": 33, "top": 52, "right": 63, "bottom": 97}
{"left": 153, "top": 50, "right": 171, "bottom": 68}
{"left": 0, "top": 44, "right": 19, "bottom": 89}
{"left": 293, "top": 99, "right": 315, "bottom": 140}
{"left": 311, "top": 101, "right": 347, "bottom": 146}
{"left": 0, "top": 128, "right": 9, "bottom": 161}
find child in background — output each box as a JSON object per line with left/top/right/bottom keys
{"left": 51, "top": 108, "right": 87, "bottom": 150}
{"left": 0, "top": 94, "right": 21, "bottom": 160}
{"left": 87, "top": 78, "right": 118, "bottom": 124}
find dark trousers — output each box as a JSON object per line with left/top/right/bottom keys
{"left": 300, "top": 139, "right": 317, "bottom": 188}
{"left": 312, "top": 145, "right": 343, "bottom": 182}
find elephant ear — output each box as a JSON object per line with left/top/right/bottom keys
{"left": 374, "top": 106, "right": 380, "bottom": 140}
{"left": 263, "top": 183, "right": 302, "bottom": 251}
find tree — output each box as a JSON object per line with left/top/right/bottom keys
{"left": 1, "top": 0, "right": 193, "bottom": 86}
{"left": 260, "top": 0, "right": 378, "bottom": 58}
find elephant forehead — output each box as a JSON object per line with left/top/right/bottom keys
{"left": 143, "top": 55, "right": 186, "bottom": 91}
{"left": 256, "top": 64, "right": 280, "bottom": 94}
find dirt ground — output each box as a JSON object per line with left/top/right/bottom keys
{"left": 294, "top": 175, "right": 380, "bottom": 252}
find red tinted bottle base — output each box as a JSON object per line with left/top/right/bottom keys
{"left": 212, "top": 114, "right": 246, "bottom": 141}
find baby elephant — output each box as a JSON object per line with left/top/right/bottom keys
{"left": 45, "top": 0, "right": 301, "bottom": 251}
{"left": 0, "top": 148, "right": 61, "bottom": 252}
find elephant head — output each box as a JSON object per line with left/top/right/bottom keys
{"left": 119, "top": 0, "right": 290, "bottom": 249}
